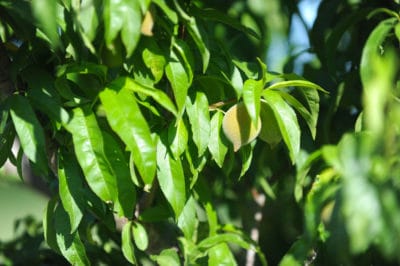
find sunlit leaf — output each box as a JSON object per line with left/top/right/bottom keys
{"left": 177, "top": 196, "right": 198, "bottom": 241}
{"left": 243, "top": 78, "right": 263, "bottom": 127}
{"left": 208, "top": 111, "right": 228, "bottom": 167}
{"left": 122, "top": 221, "right": 137, "bottom": 264}
{"left": 132, "top": 221, "right": 149, "bottom": 251}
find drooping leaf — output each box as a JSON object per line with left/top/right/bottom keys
{"left": 263, "top": 90, "right": 300, "bottom": 163}
{"left": 31, "top": 0, "right": 60, "bottom": 48}
{"left": 132, "top": 221, "right": 149, "bottom": 251}
{"left": 266, "top": 79, "right": 327, "bottom": 93}
{"left": 243, "top": 78, "right": 263, "bottom": 127}
{"left": 67, "top": 107, "right": 116, "bottom": 202}
{"left": 239, "top": 142, "right": 254, "bottom": 178}
{"left": 9, "top": 95, "right": 48, "bottom": 175}
{"left": 177, "top": 196, "right": 198, "bottom": 241}
{"left": 259, "top": 101, "right": 282, "bottom": 146}
{"left": 58, "top": 149, "right": 85, "bottom": 233}
{"left": 43, "top": 197, "right": 60, "bottom": 253}
{"left": 103, "top": 132, "right": 136, "bottom": 219}
{"left": 104, "top": 0, "right": 142, "bottom": 56}
{"left": 186, "top": 91, "right": 211, "bottom": 156}
{"left": 168, "top": 118, "right": 189, "bottom": 158}
{"left": 151, "top": 248, "right": 180, "bottom": 266}
{"left": 0, "top": 110, "right": 15, "bottom": 167}
{"left": 208, "top": 243, "right": 237, "bottom": 266}
{"left": 142, "top": 38, "right": 167, "bottom": 83}
{"left": 54, "top": 204, "right": 91, "bottom": 266}
{"left": 208, "top": 111, "right": 228, "bottom": 167}
{"left": 122, "top": 221, "right": 137, "bottom": 264}
{"left": 100, "top": 79, "right": 156, "bottom": 185}
{"left": 157, "top": 132, "right": 186, "bottom": 218}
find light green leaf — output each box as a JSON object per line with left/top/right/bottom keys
{"left": 208, "top": 112, "right": 228, "bottom": 168}
{"left": 239, "top": 142, "right": 254, "bottom": 178}
{"left": 177, "top": 196, "right": 198, "bottom": 241}
{"left": 157, "top": 133, "right": 186, "bottom": 218}
{"left": 152, "top": 0, "right": 178, "bottom": 24}
{"left": 151, "top": 248, "right": 180, "bottom": 266}
{"left": 132, "top": 221, "right": 149, "bottom": 251}
{"left": 243, "top": 78, "right": 263, "bottom": 127}
{"left": 186, "top": 91, "right": 211, "bottom": 156}
{"left": 266, "top": 80, "right": 327, "bottom": 93}
{"left": 208, "top": 243, "right": 237, "bottom": 266}
{"left": 55, "top": 204, "right": 91, "bottom": 266}
{"left": 103, "top": 132, "right": 136, "bottom": 219}
{"left": 31, "top": 0, "right": 60, "bottom": 48}
{"left": 104, "top": 0, "right": 142, "bottom": 56}
{"left": 75, "top": 0, "right": 100, "bottom": 41}
{"left": 166, "top": 46, "right": 192, "bottom": 116}
{"left": 263, "top": 90, "right": 300, "bottom": 163}
{"left": 100, "top": 79, "right": 156, "bottom": 185}
{"left": 9, "top": 95, "right": 48, "bottom": 175}
{"left": 142, "top": 38, "right": 167, "bottom": 83}
{"left": 168, "top": 118, "right": 189, "bottom": 158}
{"left": 122, "top": 221, "right": 137, "bottom": 264}
{"left": 58, "top": 149, "right": 85, "bottom": 233}
{"left": 259, "top": 101, "right": 282, "bottom": 146}
{"left": 67, "top": 107, "right": 116, "bottom": 202}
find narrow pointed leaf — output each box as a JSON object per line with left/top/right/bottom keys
{"left": 100, "top": 79, "right": 156, "bottom": 185}
{"left": 168, "top": 118, "right": 189, "bottom": 158}
{"left": 177, "top": 196, "right": 198, "bottom": 240}
{"left": 263, "top": 90, "right": 300, "bottom": 163}
{"left": 122, "top": 221, "right": 137, "bottom": 264}
{"left": 243, "top": 79, "right": 263, "bottom": 127}
{"left": 157, "top": 133, "right": 186, "bottom": 218}
{"left": 43, "top": 197, "right": 60, "bottom": 253}
{"left": 58, "top": 149, "right": 85, "bottom": 233}
{"left": 31, "top": 0, "right": 60, "bottom": 48}
{"left": 208, "top": 112, "right": 228, "bottom": 167}
{"left": 186, "top": 91, "right": 211, "bottom": 156}
{"left": 67, "top": 107, "right": 116, "bottom": 202}
{"left": 9, "top": 95, "right": 48, "bottom": 174}
{"left": 266, "top": 80, "right": 327, "bottom": 93}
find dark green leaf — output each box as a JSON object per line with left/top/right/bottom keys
{"left": 100, "top": 79, "right": 156, "bottom": 185}
{"left": 0, "top": 110, "right": 15, "bottom": 167}
{"left": 31, "top": 0, "right": 60, "bottom": 48}
{"left": 43, "top": 197, "right": 60, "bottom": 253}
{"left": 9, "top": 95, "right": 48, "bottom": 175}
{"left": 58, "top": 149, "right": 85, "bottom": 233}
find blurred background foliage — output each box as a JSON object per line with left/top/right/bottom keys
{"left": 1, "top": 0, "right": 400, "bottom": 265}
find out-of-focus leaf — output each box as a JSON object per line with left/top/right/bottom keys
{"left": 104, "top": 0, "right": 142, "bottom": 56}
{"left": 152, "top": 0, "right": 178, "bottom": 24}
{"left": 191, "top": 6, "right": 260, "bottom": 39}
{"left": 259, "top": 101, "right": 282, "bottom": 146}
{"left": 67, "top": 107, "right": 116, "bottom": 202}
{"left": 239, "top": 142, "right": 254, "bottom": 178}
{"left": 186, "top": 91, "right": 211, "bottom": 156}
{"left": 157, "top": 132, "right": 186, "bottom": 218}
{"left": 75, "top": 0, "right": 100, "bottom": 41}
{"left": 57, "top": 62, "right": 107, "bottom": 83}
{"left": 266, "top": 80, "right": 327, "bottom": 93}
{"left": 0, "top": 110, "right": 15, "bottom": 167}
{"left": 132, "top": 221, "right": 148, "bottom": 251}
{"left": 177, "top": 196, "right": 198, "bottom": 241}
{"left": 151, "top": 248, "right": 180, "bottom": 266}
{"left": 43, "top": 197, "right": 60, "bottom": 253}
{"left": 208, "top": 111, "right": 228, "bottom": 167}
{"left": 243, "top": 79, "right": 263, "bottom": 127}
{"left": 168, "top": 118, "right": 188, "bottom": 158}
{"left": 263, "top": 90, "right": 300, "bottom": 163}
{"left": 31, "top": 0, "right": 60, "bottom": 48}
{"left": 58, "top": 149, "right": 85, "bottom": 233}
{"left": 166, "top": 45, "right": 192, "bottom": 116}
{"left": 54, "top": 204, "right": 91, "bottom": 266}
{"left": 208, "top": 243, "right": 237, "bottom": 266}
{"left": 9, "top": 95, "right": 48, "bottom": 175}
{"left": 100, "top": 79, "right": 156, "bottom": 185}
{"left": 122, "top": 221, "right": 137, "bottom": 264}
{"left": 103, "top": 132, "right": 136, "bottom": 219}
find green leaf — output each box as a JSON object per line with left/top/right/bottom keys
{"left": 166, "top": 45, "right": 192, "bottom": 116}
{"left": 100, "top": 79, "right": 156, "bottom": 185}
{"left": 208, "top": 243, "right": 237, "bottom": 266}
{"left": 124, "top": 77, "right": 177, "bottom": 116}
{"left": 263, "top": 90, "right": 300, "bottom": 163}
{"left": 0, "top": 111, "right": 15, "bottom": 167}
{"left": 239, "top": 142, "right": 254, "bottom": 178}
{"left": 132, "top": 221, "right": 149, "bottom": 251}
{"left": 266, "top": 80, "right": 327, "bottom": 93}
{"left": 243, "top": 79, "right": 263, "bottom": 127}
{"left": 121, "top": 221, "right": 137, "bottom": 264}
{"left": 153, "top": 0, "right": 178, "bottom": 24}
{"left": 75, "top": 0, "right": 100, "bottom": 41}
{"left": 43, "top": 197, "right": 60, "bottom": 253}
{"left": 177, "top": 196, "right": 198, "bottom": 241}
{"left": 168, "top": 118, "right": 189, "bottom": 158}
{"left": 58, "top": 149, "right": 85, "bottom": 233}
{"left": 103, "top": 132, "right": 136, "bottom": 219}
{"left": 142, "top": 38, "right": 167, "bottom": 83}
{"left": 67, "top": 107, "right": 116, "bottom": 202}
{"left": 31, "top": 0, "right": 60, "bottom": 48}
{"left": 9, "top": 95, "right": 48, "bottom": 175}
{"left": 186, "top": 91, "right": 211, "bottom": 156}
{"left": 57, "top": 62, "right": 107, "bottom": 83}
{"left": 157, "top": 132, "right": 186, "bottom": 218}
{"left": 55, "top": 204, "right": 91, "bottom": 266}
{"left": 190, "top": 6, "right": 260, "bottom": 39}
{"left": 208, "top": 112, "right": 228, "bottom": 167}
{"left": 259, "top": 101, "right": 282, "bottom": 146}
{"left": 104, "top": 0, "right": 142, "bottom": 56}
{"left": 151, "top": 248, "right": 180, "bottom": 266}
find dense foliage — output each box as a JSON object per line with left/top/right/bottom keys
{"left": 0, "top": 0, "right": 399, "bottom": 265}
